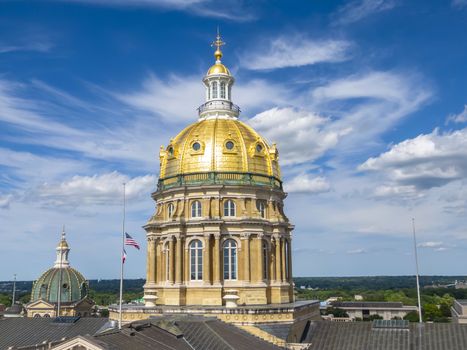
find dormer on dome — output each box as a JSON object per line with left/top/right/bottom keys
{"left": 199, "top": 31, "right": 239, "bottom": 120}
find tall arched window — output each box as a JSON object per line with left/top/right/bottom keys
{"left": 220, "top": 81, "right": 226, "bottom": 99}
{"left": 167, "top": 203, "right": 174, "bottom": 218}
{"left": 224, "top": 200, "right": 236, "bottom": 217}
{"left": 190, "top": 240, "right": 203, "bottom": 281}
{"left": 212, "top": 81, "right": 218, "bottom": 99}
{"left": 223, "top": 239, "right": 237, "bottom": 280}
{"left": 262, "top": 240, "right": 268, "bottom": 279}
{"left": 191, "top": 200, "right": 202, "bottom": 218}
{"left": 257, "top": 200, "right": 266, "bottom": 218}
{"left": 164, "top": 242, "right": 170, "bottom": 281}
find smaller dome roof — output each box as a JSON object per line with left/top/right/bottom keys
{"left": 31, "top": 267, "right": 88, "bottom": 304}
{"left": 207, "top": 63, "right": 231, "bottom": 76}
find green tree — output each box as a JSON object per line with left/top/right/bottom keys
{"left": 404, "top": 311, "right": 419, "bottom": 322}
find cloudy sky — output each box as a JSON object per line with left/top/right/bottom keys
{"left": 1, "top": 0, "right": 467, "bottom": 280}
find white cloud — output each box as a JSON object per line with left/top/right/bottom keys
{"left": 248, "top": 107, "right": 349, "bottom": 165}
{"left": 241, "top": 35, "right": 351, "bottom": 70}
{"left": 0, "top": 41, "right": 53, "bottom": 54}
{"left": 333, "top": 0, "right": 396, "bottom": 25}
{"left": 308, "top": 71, "right": 431, "bottom": 160}
{"left": 359, "top": 128, "right": 467, "bottom": 190}
{"left": 118, "top": 74, "right": 288, "bottom": 121}
{"left": 0, "top": 194, "right": 13, "bottom": 209}
{"left": 32, "top": 172, "right": 155, "bottom": 207}
{"left": 347, "top": 248, "right": 367, "bottom": 254}
{"left": 60, "top": 0, "right": 256, "bottom": 21}
{"left": 285, "top": 174, "right": 331, "bottom": 194}
{"left": 446, "top": 105, "right": 467, "bottom": 124}
{"left": 418, "top": 241, "right": 443, "bottom": 248}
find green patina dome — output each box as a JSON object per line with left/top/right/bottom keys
{"left": 31, "top": 230, "right": 90, "bottom": 304}
{"left": 31, "top": 267, "right": 89, "bottom": 303}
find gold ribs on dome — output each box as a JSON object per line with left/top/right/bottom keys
{"left": 159, "top": 118, "right": 280, "bottom": 179}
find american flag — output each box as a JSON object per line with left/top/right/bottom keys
{"left": 125, "top": 232, "right": 140, "bottom": 250}
{"left": 122, "top": 248, "right": 127, "bottom": 264}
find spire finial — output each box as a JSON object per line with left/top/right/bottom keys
{"left": 61, "top": 225, "right": 66, "bottom": 240}
{"left": 211, "top": 28, "right": 225, "bottom": 62}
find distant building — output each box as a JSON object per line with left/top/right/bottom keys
{"left": 452, "top": 300, "right": 467, "bottom": 324}
{"left": 326, "top": 302, "right": 418, "bottom": 321}
{"left": 25, "top": 230, "right": 94, "bottom": 318}
{"left": 354, "top": 295, "right": 364, "bottom": 301}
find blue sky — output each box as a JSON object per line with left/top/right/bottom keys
{"left": 1, "top": 0, "right": 467, "bottom": 280}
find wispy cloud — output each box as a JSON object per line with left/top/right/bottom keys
{"left": 241, "top": 35, "right": 351, "bottom": 70}
{"left": 285, "top": 174, "right": 331, "bottom": 194}
{"left": 452, "top": 0, "right": 467, "bottom": 8}
{"left": 0, "top": 41, "right": 53, "bottom": 54}
{"left": 347, "top": 248, "right": 367, "bottom": 254}
{"left": 446, "top": 105, "right": 467, "bottom": 124}
{"left": 60, "top": 0, "right": 257, "bottom": 21}
{"left": 333, "top": 0, "right": 396, "bottom": 25}
{"left": 32, "top": 172, "right": 155, "bottom": 207}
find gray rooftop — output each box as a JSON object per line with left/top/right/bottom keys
{"left": 332, "top": 301, "right": 406, "bottom": 309}
{"left": 302, "top": 321, "right": 467, "bottom": 350}
{"left": 0, "top": 317, "right": 108, "bottom": 350}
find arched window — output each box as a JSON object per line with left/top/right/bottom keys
{"left": 43, "top": 314, "right": 50, "bottom": 318}
{"left": 190, "top": 240, "right": 203, "bottom": 281}
{"left": 220, "top": 81, "right": 226, "bottom": 99}
{"left": 212, "top": 81, "right": 218, "bottom": 99}
{"left": 262, "top": 240, "right": 268, "bottom": 279}
{"left": 224, "top": 200, "right": 236, "bottom": 217}
{"left": 167, "top": 203, "right": 174, "bottom": 218}
{"left": 223, "top": 239, "right": 237, "bottom": 280}
{"left": 34, "top": 314, "right": 41, "bottom": 318}
{"left": 208, "top": 85, "right": 211, "bottom": 100}
{"left": 257, "top": 200, "right": 266, "bottom": 218}
{"left": 191, "top": 200, "right": 202, "bottom": 218}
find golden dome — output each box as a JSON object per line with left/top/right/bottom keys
{"left": 159, "top": 118, "right": 280, "bottom": 182}
{"left": 207, "top": 63, "right": 231, "bottom": 76}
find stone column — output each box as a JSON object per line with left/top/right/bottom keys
{"left": 287, "top": 238, "right": 293, "bottom": 282}
{"left": 146, "top": 237, "right": 157, "bottom": 285}
{"left": 204, "top": 233, "right": 211, "bottom": 284}
{"left": 169, "top": 236, "right": 175, "bottom": 284}
{"left": 281, "top": 237, "right": 287, "bottom": 283}
{"left": 274, "top": 235, "right": 281, "bottom": 283}
{"left": 175, "top": 235, "right": 183, "bottom": 284}
{"left": 213, "top": 233, "right": 221, "bottom": 284}
{"left": 241, "top": 233, "right": 250, "bottom": 283}
{"left": 254, "top": 233, "right": 264, "bottom": 283}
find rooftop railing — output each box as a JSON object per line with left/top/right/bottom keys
{"left": 197, "top": 101, "right": 240, "bottom": 115}
{"left": 157, "top": 171, "right": 282, "bottom": 191}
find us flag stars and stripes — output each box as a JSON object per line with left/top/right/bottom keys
{"left": 125, "top": 232, "right": 140, "bottom": 250}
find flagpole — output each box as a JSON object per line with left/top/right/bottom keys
{"left": 118, "top": 183, "right": 126, "bottom": 329}
{"left": 412, "top": 218, "right": 423, "bottom": 324}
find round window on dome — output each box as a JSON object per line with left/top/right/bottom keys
{"left": 168, "top": 147, "right": 174, "bottom": 156}
{"left": 225, "top": 141, "right": 235, "bottom": 150}
{"left": 62, "top": 283, "right": 68, "bottom": 289}
{"left": 192, "top": 142, "right": 201, "bottom": 151}
{"left": 256, "top": 144, "right": 263, "bottom": 153}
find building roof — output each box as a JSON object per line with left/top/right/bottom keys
{"left": 0, "top": 317, "right": 108, "bottom": 349}
{"left": 303, "top": 321, "right": 467, "bottom": 350}
{"left": 58, "top": 316, "right": 282, "bottom": 350}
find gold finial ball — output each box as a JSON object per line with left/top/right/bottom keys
{"left": 214, "top": 49, "right": 223, "bottom": 60}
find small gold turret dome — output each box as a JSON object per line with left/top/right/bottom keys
{"left": 206, "top": 30, "right": 231, "bottom": 76}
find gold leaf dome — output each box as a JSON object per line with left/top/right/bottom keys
{"left": 159, "top": 118, "right": 280, "bottom": 182}
{"left": 207, "top": 63, "right": 231, "bottom": 76}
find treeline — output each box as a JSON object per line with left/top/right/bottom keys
{"left": 294, "top": 276, "right": 467, "bottom": 290}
